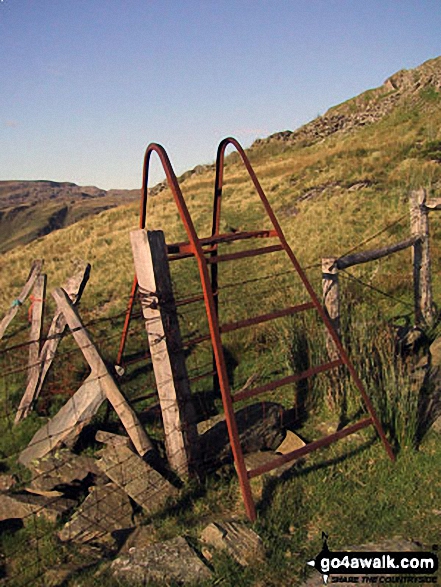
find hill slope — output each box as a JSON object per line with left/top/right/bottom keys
{"left": 1, "top": 56, "right": 441, "bottom": 318}
{"left": 0, "top": 180, "right": 139, "bottom": 253}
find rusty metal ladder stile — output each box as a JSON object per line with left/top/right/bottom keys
{"left": 117, "top": 137, "right": 395, "bottom": 522}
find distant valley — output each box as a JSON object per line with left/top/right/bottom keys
{"left": 0, "top": 180, "right": 139, "bottom": 253}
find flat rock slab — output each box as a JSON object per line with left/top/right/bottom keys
{"left": 0, "top": 492, "right": 75, "bottom": 524}
{"left": 200, "top": 521, "right": 265, "bottom": 566}
{"left": 111, "top": 536, "right": 212, "bottom": 585}
{"left": 198, "top": 402, "right": 286, "bottom": 471}
{"left": 96, "top": 444, "right": 179, "bottom": 514}
{"left": 26, "top": 448, "right": 101, "bottom": 493}
{"left": 301, "top": 539, "right": 423, "bottom": 587}
{"left": 18, "top": 372, "right": 105, "bottom": 466}
{"left": 95, "top": 430, "right": 133, "bottom": 449}
{"left": 58, "top": 482, "right": 133, "bottom": 544}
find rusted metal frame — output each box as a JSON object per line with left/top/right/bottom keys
{"left": 247, "top": 417, "right": 373, "bottom": 478}
{"left": 205, "top": 244, "right": 283, "bottom": 264}
{"left": 214, "top": 137, "right": 395, "bottom": 464}
{"left": 116, "top": 275, "right": 138, "bottom": 366}
{"left": 168, "top": 247, "right": 216, "bottom": 261}
{"left": 221, "top": 301, "right": 315, "bottom": 335}
{"left": 233, "top": 359, "right": 343, "bottom": 403}
{"left": 134, "top": 143, "right": 256, "bottom": 521}
{"left": 181, "top": 302, "right": 315, "bottom": 350}
{"left": 168, "top": 229, "right": 278, "bottom": 253}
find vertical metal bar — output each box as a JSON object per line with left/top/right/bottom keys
{"left": 116, "top": 275, "right": 138, "bottom": 367}
{"left": 210, "top": 144, "right": 225, "bottom": 397}
{"left": 117, "top": 168, "right": 149, "bottom": 366}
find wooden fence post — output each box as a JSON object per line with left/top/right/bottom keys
{"left": 15, "top": 261, "right": 91, "bottom": 424}
{"left": 27, "top": 274, "right": 46, "bottom": 390}
{"left": 322, "top": 257, "right": 340, "bottom": 360}
{"left": 130, "top": 229, "right": 199, "bottom": 478}
{"left": 52, "top": 287, "right": 154, "bottom": 458}
{"left": 410, "top": 188, "right": 434, "bottom": 326}
{"left": 0, "top": 260, "right": 43, "bottom": 340}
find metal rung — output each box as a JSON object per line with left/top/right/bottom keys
{"left": 220, "top": 302, "right": 315, "bottom": 334}
{"left": 168, "top": 229, "right": 278, "bottom": 254}
{"left": 181, "top": 302, "right": 315, "bottom": 348}
{"left": 233, "top": 359, "right": 344, "bottom": 403}
{"left": 206, "top": 244, "right": 284, "bottom": 264}
{"left": 247, "top": 418, "right": 373, "bottom": 478}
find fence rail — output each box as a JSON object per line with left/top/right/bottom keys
{"left": 322, "top": 188, "right": 440, "bottom": 358}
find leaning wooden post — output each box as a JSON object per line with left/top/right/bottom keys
{"left": 410, "top": 188, "right": 434, "bottom": 326}
{"left": 0, "top": 260, "right": 43, "bottom": 340}
{"left": 15, "top": 261, "right": 91, "bottom": 424}
{"left": 27, "top": 274, "right": 47, "bottom": 390}
{"left": 130, "top": 229, "right": 199, "bottom": 478}
{"left": 322, "top": 257, "right": 340, "bottom": 361}
{"left": 52, "top": 287, "right": 154, "bottom": 458}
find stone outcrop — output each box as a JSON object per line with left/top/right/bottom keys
{"left": 252, "top": 56, "right": 441, "bottom": 151}
{"left": 198, "top": 402, "right": 286, "bottom": 471}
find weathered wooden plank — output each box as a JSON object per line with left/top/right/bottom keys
{"left": 52, "top": 287, "right": 153, "bottom": 457}
{"left": 0, "top": 260, "right": 43, "bottom": 340}
{"left": 15, "top": 262, "right": 90, "bottom": 424}
{"left": 411, "top": 189, "right": 434, "bottom": 326}
{"left": 336, "top": 236, "right": 419, "bottom": 270}
{"left": 130, "top": 229, "right": 199, "bottom": 477}
{"left": 19, "top": 373, "right": 106, "bottom": 467}
{"left": 322, "top": 257, "right": 340, "bottom": 361}
{"left": 27, "top": 274, "right": 47, "bottom": 390}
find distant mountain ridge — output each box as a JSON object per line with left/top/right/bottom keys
{"left": 252, "top": 56, "right": 441, "bottom": 149}
{"left": 0, "top": 180, "right": 139, "bottom": 253}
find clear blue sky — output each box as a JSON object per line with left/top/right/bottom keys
{"left": 1, "top": 0, "right": 441, "bottom": 190}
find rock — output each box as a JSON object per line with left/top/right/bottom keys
{"left": 95, "top": 430, "right": 133, "bottom": 449}
{"left": 111, "top": 536, "right": 212, "bottom": 584}
{"left": 118, "top": 525, "right": 157, "bottom": 554}
{"left": 96, "top": 444, "right": 179, "bottom": 514}
{"left": 245, "top": 450, "right": 300, "bottom": 479}
{"left": 199, "top": 402, "right": 285, "bottom": 471}
{"left": 0, "top": 473, "right": 16, "bottom": 492}
{"left": 0, "top": 492, "right": 75, "bottom": 523}
{"left": 200, "top": 521, "right": 265, "bottom": 566}
{"left": 430, "top": 336, "right": 441, "bottom": 367}
{"left": 276, "top": 430, "right": 306, "bottom": 455}
{"left": 58, "top": 483, "right": 133, "bottom": 544}
{"left": 26, "top": 449, "right": 101, "bottom": 493}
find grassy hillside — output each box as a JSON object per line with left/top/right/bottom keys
{"left": 1, "top": 58, "right": 441, "bottom": 319}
